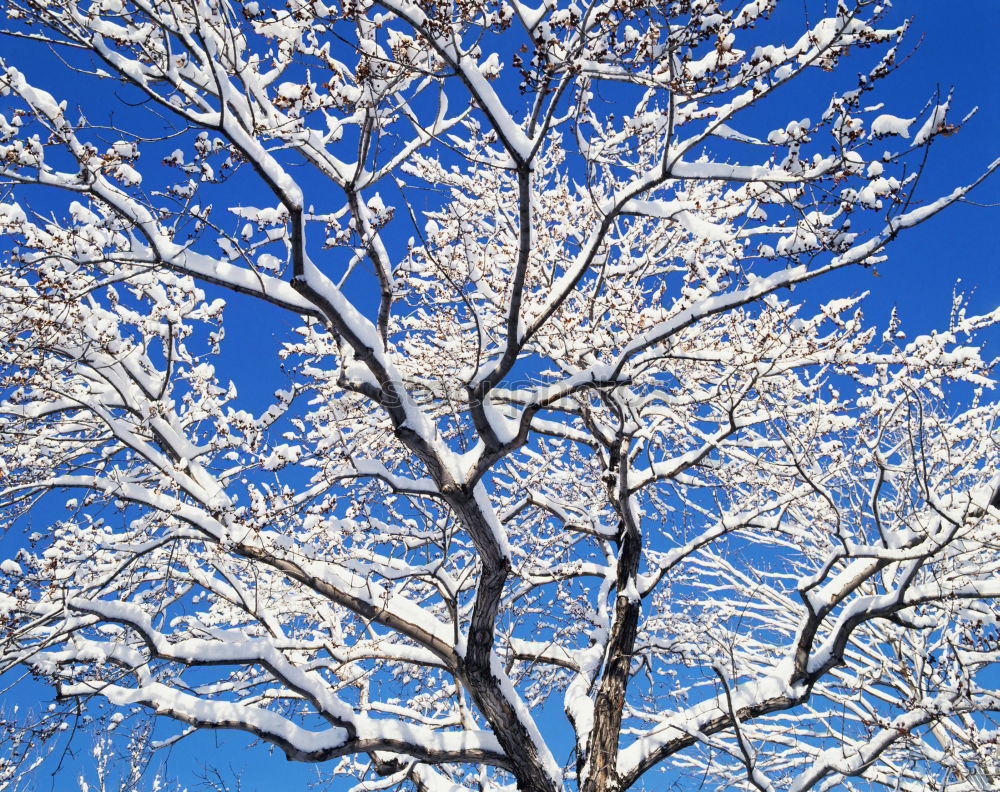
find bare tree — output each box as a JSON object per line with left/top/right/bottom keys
{"left": 0, "top": 0, "right": 998, "bottom": 790}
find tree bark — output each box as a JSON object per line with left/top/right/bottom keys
{"left": 582, "top": 504, "right": 642, "bottom": 792}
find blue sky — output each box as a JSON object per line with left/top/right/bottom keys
{"left": 1, "top": 1, "right": 998, "bottom": 791}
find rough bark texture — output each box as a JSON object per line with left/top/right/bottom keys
{"left": 582, "top": 457, "right": 644, "bottom": 792}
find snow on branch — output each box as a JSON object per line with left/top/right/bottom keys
{"left": 0, "top": 1, "right": 998, "bottom": 791}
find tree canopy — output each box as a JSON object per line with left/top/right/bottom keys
{"left": 0, "top": 0, "right": 998, "bottom": 790}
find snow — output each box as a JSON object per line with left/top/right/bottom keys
{"left": 68, "top": 201, "right": 100, "bottom": 225}
{"left": 262, "top": 443, "right": 301, "bottom": 470}
{"left": 913, "top": 100, "right": 950, "bottom": 145}
{"left": 111, "top": 141, "right": 136, "bottom": 158}
{"left": 0, "top": 201, "right": 27, "bottom": 226}
{"left": 479, "top": 395, "right": 521, "bottom": 445}
{"left": 0, "top": 559, "right": 21, "bottom": 575}
{"left": 870, "top": 113, "right": 914, "bottom": 138}
{"left": 113, "top": 162, "right": 142, "bottom": 186}
{"left": 622, "top": 199, "right": 734, "bottom": 241}
{"left": 277, "top": 82, "right": 302, "bottom": 100}
{"left": 78, "top": 680, "right": 352, "bottom": 756}
{"left": 713, "top": 123, "right": 762, "bottom": 144}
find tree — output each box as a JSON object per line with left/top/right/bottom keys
{"left": 0, "top": 0, "right": 998, "bottom": 789}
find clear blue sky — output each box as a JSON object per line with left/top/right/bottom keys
{"left": 1, "top": 2, "right": 997, "bottom": 791}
